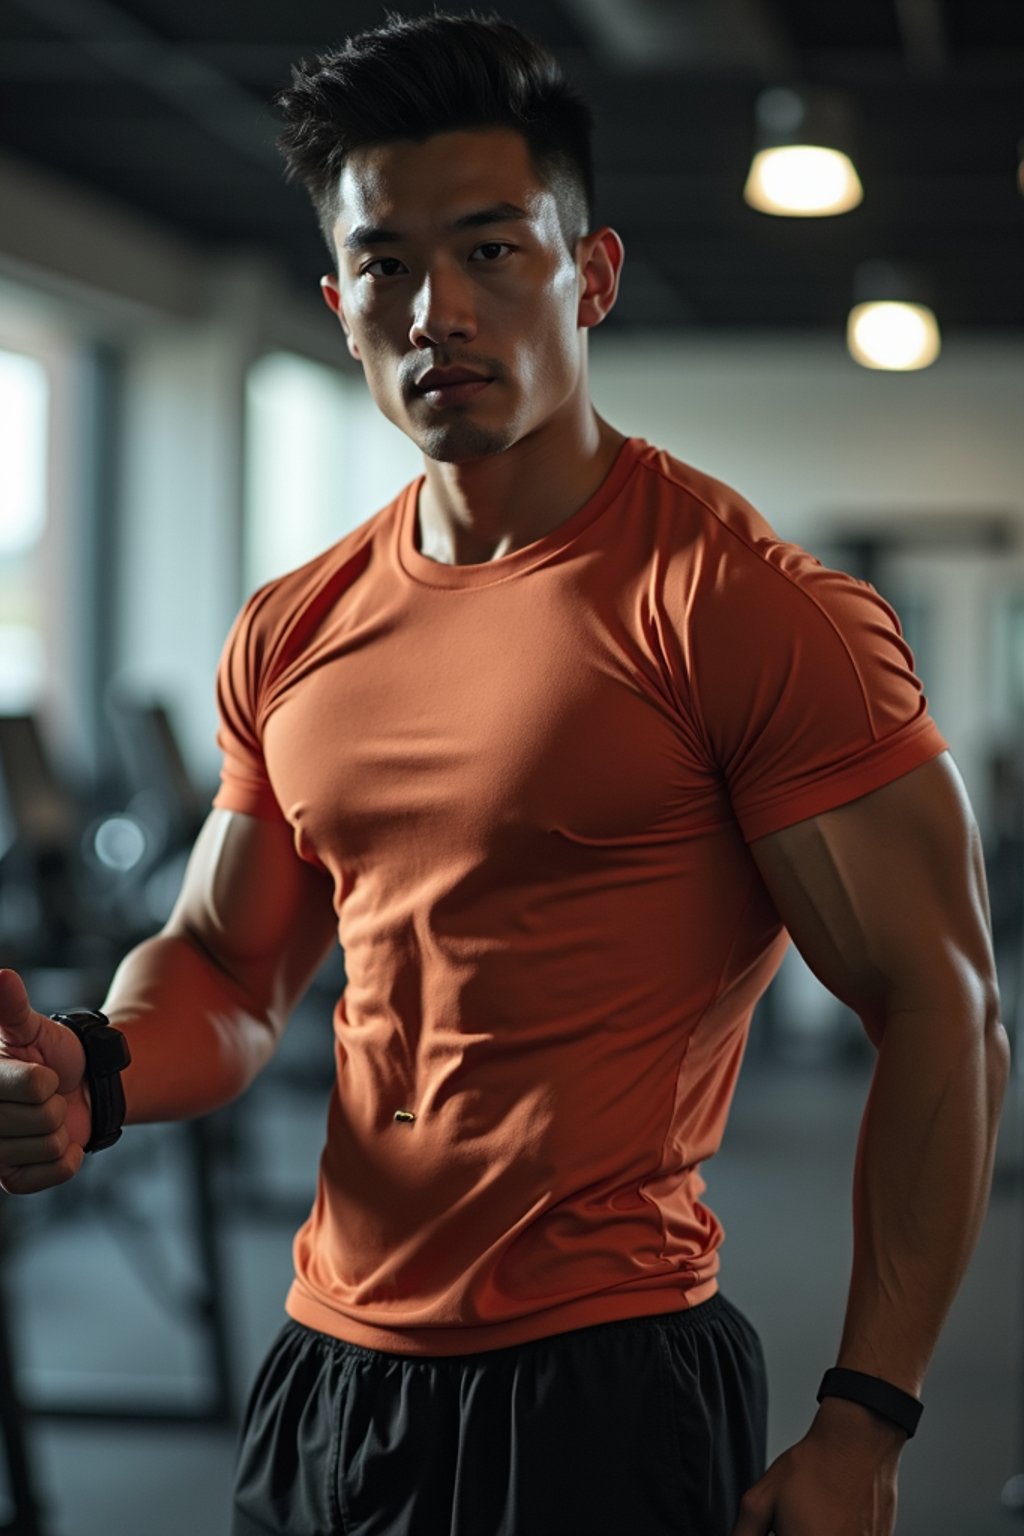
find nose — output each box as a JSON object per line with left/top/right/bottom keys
{"left": 409, "top": 265, "right": 478, "bottom": 350}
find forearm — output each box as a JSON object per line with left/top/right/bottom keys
{"left": 820, "top": 1002, "right": 1010, "bottom": 1437}
{"left": 98, "top": 930, "right": 280, "bottom": 1123}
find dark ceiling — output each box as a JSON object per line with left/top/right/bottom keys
{"left": 2, "top": 0, "right": 1023, "bottom": 333}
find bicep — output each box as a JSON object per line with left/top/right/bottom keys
{"left": 747, "top": 752, "right": 1001, "bottom": 1043}
{"left": 164, "top": 808, "right": 338, "bottom": 1030}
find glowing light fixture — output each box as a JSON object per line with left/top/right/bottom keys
{"left": 744, "top": 86, "right": 863, "bottom": 217}
{"left": 846, "top": 260, "right": 941, "bottom": 372}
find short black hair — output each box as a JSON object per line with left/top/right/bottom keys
{"left": 275, "top": 8, "right": 595, "bottom": 263}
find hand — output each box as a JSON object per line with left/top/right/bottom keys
{"left": 0, "top": 968, "right": 93, "bottom": 1194}
{"left": 731, "top": 1398, "right": 904, "bottom": 1536}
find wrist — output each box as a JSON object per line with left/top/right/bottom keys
{"left": 811, "top": 1393, "right": 909, "bottom": 1455}
{"left": 50, "top": 1010, "right": 130, "bottom": 1152}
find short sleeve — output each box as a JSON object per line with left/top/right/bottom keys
{"left": 211, "top": 589, "right": 289, "bottom": 823}
{"left": 690, "top": 540, "right": 950, "bottom": 843}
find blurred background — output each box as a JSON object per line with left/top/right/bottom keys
{"left": 0, "top": 1, "right": 1022, "bottom": 1532}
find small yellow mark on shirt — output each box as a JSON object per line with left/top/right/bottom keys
{"left": 394, "top": 1109, "right": 416, "bottom": 1123}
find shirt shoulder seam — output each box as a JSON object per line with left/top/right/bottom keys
{"left": 635, "top": 452, "right": 878, "bottom": 741}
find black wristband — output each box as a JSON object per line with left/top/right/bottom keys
{"left": 817, "top": 1367, "right": 924, "bottom": 1440}
{"left": 49, "top": 1009, "right": 131, "bottom": 1153}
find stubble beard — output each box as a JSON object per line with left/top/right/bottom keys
{"left": 416, "top": 417, "right": 516, "bottom": 463}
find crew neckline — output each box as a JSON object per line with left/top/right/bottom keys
{"left": 395, "top": 435, "right": 644, "bottom": 589}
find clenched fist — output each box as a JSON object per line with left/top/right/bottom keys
{"left": 0, "top": 968, "right": 93, "bottom": 1194}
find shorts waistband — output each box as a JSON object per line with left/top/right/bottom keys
{"left": 280, "top": 1291, "right": 734, "bottom": 1368}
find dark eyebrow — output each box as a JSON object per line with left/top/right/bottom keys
{"left": 343, "top": 201, "right": 530, "bottom": 253}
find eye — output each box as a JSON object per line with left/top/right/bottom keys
{"left": 361, "top": 257, "right": 407, "bottom": 280}
{"left": 470, "top": 242, "right": 515, "bottom": 263}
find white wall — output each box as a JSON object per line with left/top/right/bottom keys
{"left": 588, "top": 332, "right": 1024, "bottom": 546}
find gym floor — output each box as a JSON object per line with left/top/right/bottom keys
{"left": 3, "top": 989, "right": 1021, "bottom": 1536}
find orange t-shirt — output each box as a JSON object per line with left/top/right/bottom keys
{"left": 212, "top": 435, "right": 948, "bottom": 1356}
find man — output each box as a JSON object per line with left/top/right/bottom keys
{"left": 0, "top": 11, "right": 1009, "bottom": 1536}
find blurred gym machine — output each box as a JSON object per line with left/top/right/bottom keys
{"left": 0, "top": 709, "right": 237, "bottom": 1536}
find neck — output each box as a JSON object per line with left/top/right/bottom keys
{"left": 415, "top": 407, "right": 628, "bottom": 567}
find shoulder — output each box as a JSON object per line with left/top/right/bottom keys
{"left": 627, "top": 439, "right": 799, "bottom": 585}
{"left": 630, "top": 439, "right": 778, "bottom": 546}
{"left": 632, "top": 439, "right": 813, "bottom": 578}
{"left": 631, "top": 439, "right": 889, "bottom": 630}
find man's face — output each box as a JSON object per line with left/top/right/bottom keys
{"left": 321, "top": 127, "right": 600, "bottom": 463}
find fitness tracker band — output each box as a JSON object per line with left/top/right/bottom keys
{"left": 49, "top": 1009, "right": 131, "bottom": 1153}
{"left": 817, "top": 1367, "right": 924, "bottom": 1440}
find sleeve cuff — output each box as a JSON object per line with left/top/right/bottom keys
{"left": 737, "top": 716, "right": 950, "bottom": 844}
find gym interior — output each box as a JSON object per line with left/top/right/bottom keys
{"left": 0, "top": 3, "right": 1022, "bottom": 1533}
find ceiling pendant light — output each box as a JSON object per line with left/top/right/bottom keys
{"left": 744, "top": 86, "right": 863, "bottom": 217}
{"left": 846, "top": 260, "right": 941, "bottom": 371}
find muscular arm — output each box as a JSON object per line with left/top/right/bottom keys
{"left": 102, "top": 808, "right": 338, "bottom": 1123}
{"left": 747, "top": 750, "right": 1010, "bottom": 1443}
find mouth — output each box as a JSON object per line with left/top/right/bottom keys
{"left": 413, "top": 367, "right": 495, "bottom": 406}
{"left": 415, "top": 376, "right": 494, "bottom": 406}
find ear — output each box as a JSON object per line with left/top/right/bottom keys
{"left": 320, "top": 274, "right": 362, "bottom": 362}
{"left": 576, "top": 227, "right": 625, "bottom": 330}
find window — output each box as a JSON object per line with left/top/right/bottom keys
{"left": 0, "top": 348, "right": 48, "bottom": 710}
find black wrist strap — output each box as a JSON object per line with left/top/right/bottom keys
{"left": 49, "top": 1010, "right": 131, "bottom": 1153}
{"left": 817, "top": 1367, "right": 924, "bottom": 1440}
